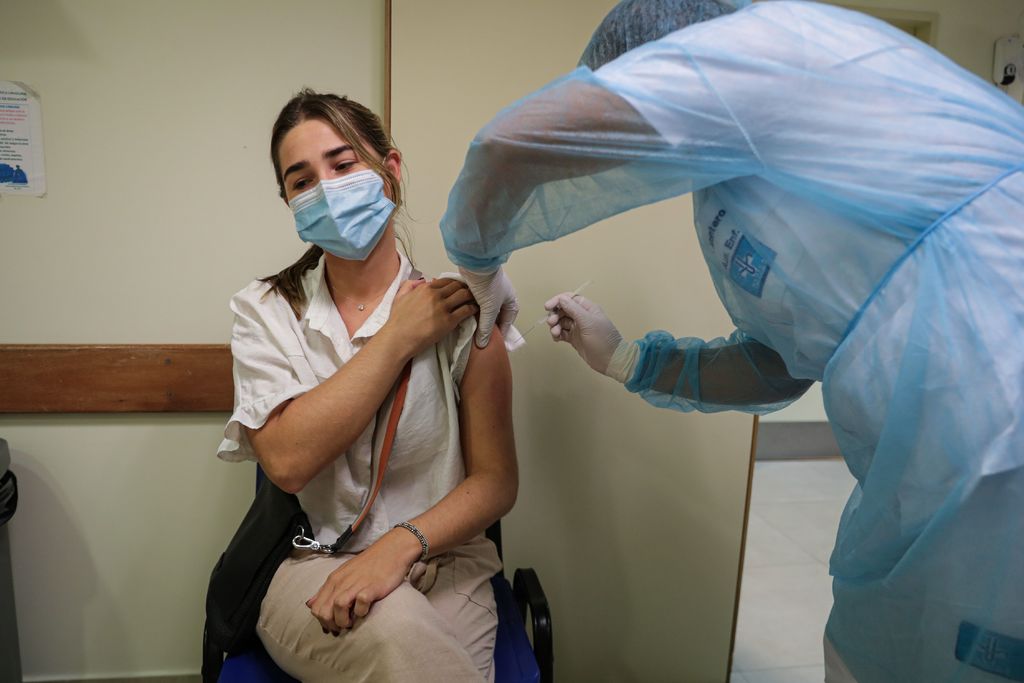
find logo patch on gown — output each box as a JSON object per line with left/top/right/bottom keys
{"left": 728, "top": 235, "right": 775, "bottom": 298}
{"left": 956, "top": 622, "right": 1024, "bottom": 681}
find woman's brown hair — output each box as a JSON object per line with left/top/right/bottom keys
{"left": 262, "top": 89, "right": 406, "bottom": 318}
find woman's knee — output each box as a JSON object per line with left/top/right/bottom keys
{"left": 357, "top": 583, "right": 457, "bottom": 645}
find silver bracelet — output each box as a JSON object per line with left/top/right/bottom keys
{"left": 394, "top": 521, "right": 429, "bottom": 562}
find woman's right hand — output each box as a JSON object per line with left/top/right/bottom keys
{"left": 381, "top": 278, "right": 478, "bottom": 359}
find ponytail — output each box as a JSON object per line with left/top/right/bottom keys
{"left": 259, "top": 245, "right": 324, "bottom": 319}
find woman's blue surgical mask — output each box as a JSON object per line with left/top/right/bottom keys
{"left": 290, "top": 169, "right": 396, "bottom": 260}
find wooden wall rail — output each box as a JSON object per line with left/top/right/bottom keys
{"left": 0, "top": 344, "right": 233, "bottom": 413}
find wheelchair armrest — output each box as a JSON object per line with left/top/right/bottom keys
{"left": 512, "top": 568, "right": 553, "bottom": 683}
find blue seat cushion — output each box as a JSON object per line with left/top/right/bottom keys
{"left": 219, "top": 641, "right": 297, "bottom": 682}
{"left": 220, "top": 574, "right": 540, "bottom": 683}
{"left": 491, "top": 574, "right": 542, "bottom": 683}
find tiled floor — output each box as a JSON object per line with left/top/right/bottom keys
{"left": 731, "top": 459, "right": 855, "bottom": 683}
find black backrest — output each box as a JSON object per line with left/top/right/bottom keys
{"left": 486, "top": 520, "right": 503, "bottom": 561}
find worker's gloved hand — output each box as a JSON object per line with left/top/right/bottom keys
{"left": 545, "top": 294, "right": 639, "bottom": 383}
{"left": 459, "top": 266, "right": 520, "bottom": 348}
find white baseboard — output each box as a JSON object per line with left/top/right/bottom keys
{"left": 24, "top": 674, "right": 200, "bottom": 683}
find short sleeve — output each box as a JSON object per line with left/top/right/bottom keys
{"left": 216, "top": 282, "right": 320, "bottom": 463}
{"left": 433, "top": 272, "right": 479, "bottom": 391}
{"left": 448, "top": 317, "right": 477, "bottom": 390}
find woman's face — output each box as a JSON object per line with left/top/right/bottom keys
{"left": 277, "top": 118, "right": 400, "bottom": 203}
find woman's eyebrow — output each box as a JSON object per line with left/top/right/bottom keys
{"left": 282, "top": 160, "right": 309, "bottom": 181}
{"left": 324, "top": 145, "right": 353, "bottom": 159}
{"left": 282, "top": 146, "right": 354, "bottom": 181}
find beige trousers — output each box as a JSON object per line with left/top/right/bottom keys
{"left": 257, "top": 534, "right": 502, "bottom": 683}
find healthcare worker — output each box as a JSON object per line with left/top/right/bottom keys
{"left": 440, "top": 1, "right": 1024, "bottom": 681}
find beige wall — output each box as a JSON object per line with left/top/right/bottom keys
{"left": 766, "top": 0, "right": 1024, "bottom": 424}
{"left": 0, "top": 1, "right": 383, "bottom": 678}
{"left": 392, "top": 3, "right": 755, "bottom": 681}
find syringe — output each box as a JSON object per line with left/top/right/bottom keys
{"left": 513, "top": 280, "right": 592, "bottom": 341}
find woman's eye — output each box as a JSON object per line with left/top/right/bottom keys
{"left": 335, "top": 162, "right": 356, "bottom": 172}
{"left": 293, "top": 178, "right": 310, "bottom": 191}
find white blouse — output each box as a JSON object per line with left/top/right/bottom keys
{"left": 217, "top": 252, "right": 476, "bottom": 552}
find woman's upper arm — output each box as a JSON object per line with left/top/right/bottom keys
{"left": 457, "top": 327, "right": 517, "bottom": 481}
{"left": 244, "top": 400, "right": 290, "bottom": 452}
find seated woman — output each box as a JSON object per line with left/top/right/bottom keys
{"left": 216, "top": 89, "right": 518, "bottom": 682}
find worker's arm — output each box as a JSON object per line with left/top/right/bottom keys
{"left": 440, "top": 66, "right": 760, "bottom": 272}
{"left": 547, "top": 292, "right": 810, "bottom": 414}
{"left": 626, "top": 329, "right": 813, "bottom": 414}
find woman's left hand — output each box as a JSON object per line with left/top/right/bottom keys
{"left": 306, "top": 528, "right": 422, "bottom": 634}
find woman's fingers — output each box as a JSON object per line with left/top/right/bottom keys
{"left": 444, "top": 286, "right": 476, "bottom": 312}
{"left": 433, "top": 279, "right": 477, "bottom": 323}
{"left": 395, "top": 278, "right": 425, "bottom": 300}
{"left": 386, "top": 278, "right": 481, "bottom": 353}
{"left": 308, "top": 573, "right": 353, "bottom": 634}
{"left": 333, "top": 598, "right": 354, "bottom": 631}
{"left": 352, "top": 591, "right": 373, "bottom": 620}
{"left": 309, "top": 593, "right": 338, "bottom": 634}
{"left": 430, "top": 278, "right": 464, "bottom": 295}
{"left": 450, "top": 302, "right": 480, "bottom": 323}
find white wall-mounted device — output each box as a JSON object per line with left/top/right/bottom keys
{"left": 993, "top": 12, "right": 1024, "bottom": 103}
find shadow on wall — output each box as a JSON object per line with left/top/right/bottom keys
{"left": 0, "top": 0, "right": 96, "bottom": 61}
{"left": 8, "top": 448, "right": 126, "bottom": 678}
{"left": 5, "top": 415, "right": 255, "bottom": 678}
{"left": 512, "top": 367, "right": 633, "bottom": 681}
{"left": 507, "top": 337, "right": 744, "bottom": 682}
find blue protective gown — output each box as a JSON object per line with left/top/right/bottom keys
{"left": 440, "top": 2, "right": 1024, "bottom": 681}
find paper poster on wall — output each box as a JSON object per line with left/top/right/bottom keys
{"left": 0, "top": 81, "right": 46, "bottom": 197}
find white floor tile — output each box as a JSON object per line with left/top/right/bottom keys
{"left": 733, "top": 563, "right": 833, "bottom": 671}
{"left": 750, "top": 460, "right": 855, "bottom": 506}
{"left": 735, "top": 461, "right": 850, "bottom": 673}
{"left": 742, "top": 665, "right": 825, "bottom": 683}
{"left": 754, "top": 501, "right": 844, "bottom": 564}
{"left": 742, "top": 512, "right": 817, "bottom": 568}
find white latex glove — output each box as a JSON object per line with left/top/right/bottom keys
{"left": 545, "top": 293, "right": 639, "bottom": 383}
{"left": 459, "top": 266, "right": 520, "bottom": 348}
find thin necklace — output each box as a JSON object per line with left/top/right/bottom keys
{"left": 327, "top": 276, "right": 392, "bottom": 313}
{"left": 354, "top": 283, "right": 392, "bottom": 311}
